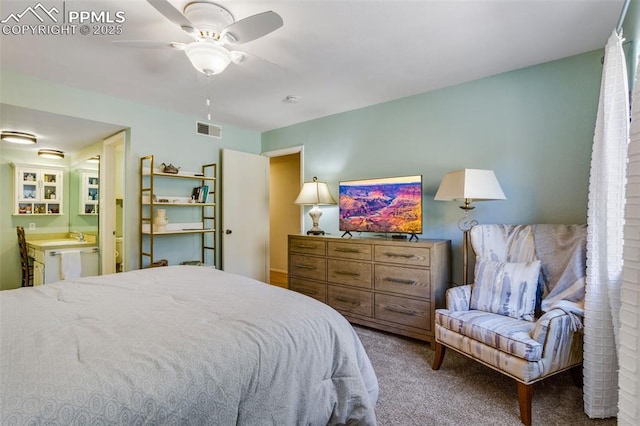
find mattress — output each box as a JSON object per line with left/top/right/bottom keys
{"left": 0, "top": 265, "right": 378, "bottom": 424}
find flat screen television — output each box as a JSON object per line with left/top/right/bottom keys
{"left": 339, "top": 175, "right": 423, "bottom": 237}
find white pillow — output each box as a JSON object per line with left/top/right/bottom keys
{"left": 470, "top": 259, "right": 541, "bottom": 321}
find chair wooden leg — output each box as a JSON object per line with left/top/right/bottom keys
{"left": 517, "top": 382, "right": 533, "bottom": 426}
{"left": 431, "top": 341, "right": 446, "bottom": 370}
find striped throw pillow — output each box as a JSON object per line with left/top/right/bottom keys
{"left": 470, "top": 259, "right": 541, "bottom": 321}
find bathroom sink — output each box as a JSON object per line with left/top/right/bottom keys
{"left": 32, "top": 239, "right": 93, "bottom": 248}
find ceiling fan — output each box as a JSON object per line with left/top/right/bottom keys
{"left": 117, "top": 0, "right": 283, "bottom": 76}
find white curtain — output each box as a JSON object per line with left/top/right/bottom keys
{"left": 584, "top": 30, "right": 630, "bottom": 418}
{"left": 618, "top": 45, "right": 640, "bottom": 425}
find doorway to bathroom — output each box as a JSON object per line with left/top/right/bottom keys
{"left": 100, "top": 131, "right": 126, "bottom": 274}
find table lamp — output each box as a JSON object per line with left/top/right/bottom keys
{"left": 294, "top": 177, "right": 336, "bottom": 235}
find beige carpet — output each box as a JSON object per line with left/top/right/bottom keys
{"left": 353, "top": 325, "right": 618, "bottom": 426}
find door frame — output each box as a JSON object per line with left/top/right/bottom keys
{"left": 99, "top": 131, "right": 126, "bottom": 274}
{"left": 262, "top": 145, "right": 305, "bottom": 233}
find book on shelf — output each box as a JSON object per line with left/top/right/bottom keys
{"left": 192, "top": 185, "right": 209, "bottom": 203}
{"left": 200, "top": 185, "right": 209, "bottom": 203}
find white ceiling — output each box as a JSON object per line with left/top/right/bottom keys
{"left": 0, "top": 0, "right": 626, "bottom": 154}
{"left": 0, "top": 104, "right": 125, "bottom": 155}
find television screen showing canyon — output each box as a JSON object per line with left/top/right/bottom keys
{"left": 339, "top": 175, "right": 422, "bottom": 234}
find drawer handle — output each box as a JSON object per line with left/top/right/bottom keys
{"left": 335, "top": 296, "right": 360, "bottom": 305}
{"left": 334, "top": 270, "right": 360, "bottom": 277}
{"left": 335, "top": 248, "right": 361, "bottom": 253}
{"left": 295, "top": 264, "right": 317, "bottom": 270}
{"left": 383, "top": 252, "right": 416, "bottom": 259}
{"left": 295, "top": 244, "right": 318, "bottom": 249}
{"left": 297, "top": 288, "right": 318, "bottom": 296}
{"left": 383, "top": 277, "right": 416, "bottom": 285}
{"left": 384, "top": 305, "right": 417, "bottom": 316}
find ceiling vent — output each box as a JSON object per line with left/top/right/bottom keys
{"left": 196, "top": 121, "right": 222, "bottom": 139}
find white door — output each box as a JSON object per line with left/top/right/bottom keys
{"left": 221, "top": 149, "right": 269, "bottom": 281}
{"left": 100, "top": 131, "right": 125, "bottom": 275}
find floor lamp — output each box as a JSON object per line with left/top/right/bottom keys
{"left": 294, "top": 177, "right": 337, "bottom": 235}
{"left": 434, "top": 169, "right": 506, "bottom": 285}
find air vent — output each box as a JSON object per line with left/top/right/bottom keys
{"left": 196, "top": 122, "right": 222, "bottom": 139}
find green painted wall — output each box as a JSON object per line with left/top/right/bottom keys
{"left": 1, "top": 40, "right": 626, "bottom": 288}
{"left": 262, "top": 50, "right": 604, "bottom": 285}
{"left": 0, "top": 70, "right": 261, "bottom": 289}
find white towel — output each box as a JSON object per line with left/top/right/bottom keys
{"left": 60, "top": 251, "right": 82, "bottom": 280}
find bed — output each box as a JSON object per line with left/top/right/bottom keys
{"left": 0, "top": 266, "right": 378, "bottom": 425}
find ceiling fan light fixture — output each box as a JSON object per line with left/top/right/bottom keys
{"left": 1, "top": 131, "right": 37, "bottom": 144}
{"left": 38, "top": 149, "right": 65, "bottom": 159}
{"left": 185, "top": 42, "right": 232, "bottom": 75}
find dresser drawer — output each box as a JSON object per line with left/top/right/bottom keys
{"left": 328, "top": 259, "right": 372, "bottom": 289}
{"left": 289, "top": 237, "right": 326, "bottom": 256}
{"left": 289, "top": 254, "right": 326, "bottom": 280}
{"left": 374, "top": 245, "right": 430, "bottom": 267}
{"left": 375, "top": 293, "right": 431, "bottom": 330}
{"left": 328, "top": 286, "right": 373, "bottom": 317}
{"left": 287, "top": 235, "right": 451, "bottom": 344}
{"left": 374, "top": 265, "right": 430, "bottom": 298}
{"left": 327, "top": 241, "right": 372, "bottom": 261}
{"left": 290, "top": 278, "right": 326, "bottom": 303}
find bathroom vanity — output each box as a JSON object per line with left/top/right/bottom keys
{"left": 27, "top": 238, "right": 99, "bottom": 285}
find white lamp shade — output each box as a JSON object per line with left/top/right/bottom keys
{"left": 434, "top": 169, "right": 506, "bottom": 201}
{"left": 184, "top": 42, "right": 232, "bottom": 75}
{"left": 294, "top": 179, "right": 336, "bottom": 205}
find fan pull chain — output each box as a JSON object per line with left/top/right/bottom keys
{"left": 206, "top": 75, "right": 213, "bottom": 122}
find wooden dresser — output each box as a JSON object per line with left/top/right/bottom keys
{"left": 288, "top": 235, "right": 451, "bottom": 345}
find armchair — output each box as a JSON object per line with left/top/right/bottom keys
{"left": 432, "top": 224, "right": 586, "bottom": 425}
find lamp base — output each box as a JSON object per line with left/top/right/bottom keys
{"left": 306, "top": 206, "right": 325, "bottom": 236}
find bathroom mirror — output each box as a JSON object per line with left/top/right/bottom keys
{"left": 69, "top": 158, "right": 100, "bottom": 236}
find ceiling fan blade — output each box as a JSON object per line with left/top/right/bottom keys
{"left": 221, "top": 11, "right": 283, "bottom": 45}
{"left": 112, "top": 40, "right": 185, "bottom": 50}
{"left": 238, "top": 51, "right": 288, "bottom": 74}
{"left": 229, "top": 51, "right": 245, "bottom": 64}
{"left": 147, "top": 0, "right": 194, "bottom": 33}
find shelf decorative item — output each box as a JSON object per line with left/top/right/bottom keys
{"left": 160, "top": 163, "right": 180, "bottom": 174}
{"left": 154, "top": 209, "right": 169, "bottom": 232}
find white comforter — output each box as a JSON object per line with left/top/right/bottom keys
{"left": 0, "top": 266, "right": 378, "bottom": 425}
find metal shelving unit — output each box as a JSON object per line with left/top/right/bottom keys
{"left": 139, "top": 155, "right": 216, "bottom": 268}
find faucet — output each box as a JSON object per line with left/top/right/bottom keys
{"left": 76, "top": 232, "right": 84, "bottom": 242}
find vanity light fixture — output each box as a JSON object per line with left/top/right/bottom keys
{"left": 86, "top": 156, "right": 100, "bottom": 163}
{"left": 38, "top": 149, "right": 65, "bottom": 159}
{"left": 1, "top": 131, "right": 37, "bottom": 144}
